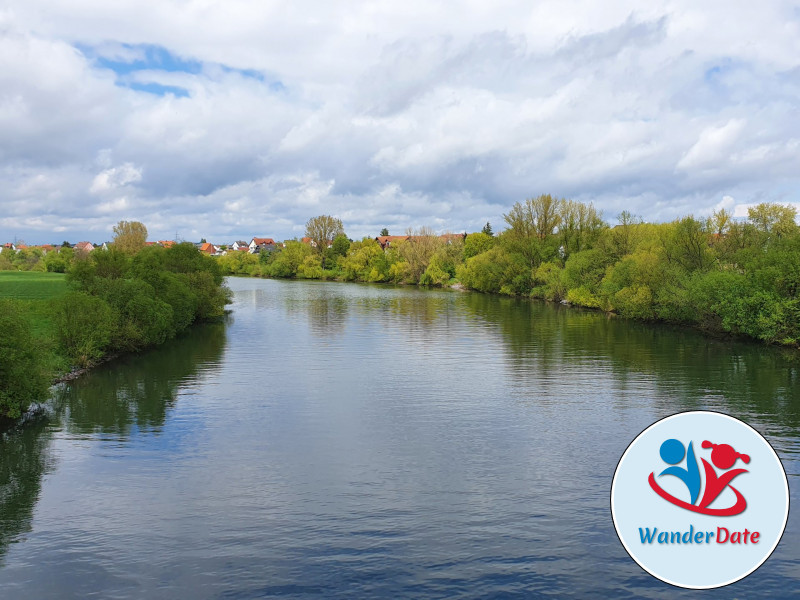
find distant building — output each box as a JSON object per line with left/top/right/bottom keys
{"left": 249, "top": 237, "right": 275, "bottom": 253}
{"left": 73, "top": 241, "right": 94, "bottom": 253}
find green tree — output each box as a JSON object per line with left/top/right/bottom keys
{"left": 380, "top": 228, "right": 389, "bottom": 236}
{"left": 0, "top": 300, "right": 49, "bottom": 420}
{"left": 463, "top": 232, "right": 495, "bottom": 259}
{"left": 481, "top": 222, "right": 493, "bottom": 236}
{"left": 747, "top": 203, "right": 798, "bottom": 239}
{"left": 51, "top": 292, "right": 114, "bottom": 367}
{"left": 112, "top": 221, "right": 148, "bottom": 254}
{"left": 305, "top": 215, "right": 345, "bottom": 268}
{"left": 395, "top": 226, "right": 442, "bottom": 283}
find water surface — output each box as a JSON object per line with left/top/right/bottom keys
{"left": 1, "top": 277, "right": 798, "bottom": 598}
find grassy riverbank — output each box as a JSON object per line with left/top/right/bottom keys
{"left": 0, "top": 244, "right": 231, "bottom": 425}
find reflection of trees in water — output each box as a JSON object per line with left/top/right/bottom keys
{"left": 460, "top": 292, "right": 800, "bottom": 430}
{"left": 57, "top": 321, "right": 227, "bottom": 435}
{"left": 281, "top": 286, "right": 350, "bottom": 337}
{"left": 0, "top": 419, "right": 53, "bottom": 565}
{"left": 279, "top": 281, "right": 462, "bottom": 341}
{"left": 0, "top": 321, "right": 227, "bottom": 566}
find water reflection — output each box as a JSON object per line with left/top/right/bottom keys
{"left": 460, "top": 292, "right": 800, "bottom": 431}
{"left": 0, "top": 321, "right": 227, "bottom": 568}
{"left": 0, "top": 419, "right": 54, "bottom": 565}
{"left": 58, "top": 322, "right": 227, "bottom": 436}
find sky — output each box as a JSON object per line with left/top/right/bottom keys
{"left": 1, "top": 1, "right": 799, "bottom": 244}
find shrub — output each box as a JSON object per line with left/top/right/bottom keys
{"left": 0, "top": 300, "right": 50, "bottom": 420}
{"left": 51, "top": 291, "right": 114, "bottom": 367}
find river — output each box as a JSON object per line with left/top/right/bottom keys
{"left": 1, "top": 277, "right": 798, "bottom": 598}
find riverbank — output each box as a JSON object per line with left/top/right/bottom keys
{"left": 0, "top": 243, "right": 232, "bottom": 426}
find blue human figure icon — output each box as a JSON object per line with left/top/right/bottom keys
{"left": 658, "top": 439, "right": 701, "bottom": 505}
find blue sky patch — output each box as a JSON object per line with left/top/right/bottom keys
{"left": 124, "top": 81, "right": 190, "bottom": 98}
{"left": 77, "top": 42, "right": 283, "bottom": 97}
{"left": 78, "top": 43, "right": 202, "bottom": 76}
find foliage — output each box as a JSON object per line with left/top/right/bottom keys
{"left": 264, "top": 241, "right": 313, "bottom": 278}
{"left": 51, "top": 291, "right": 114, "bottom": 367}
{"left": 395, "top": 227, "right": 443, "bottom": 283}
{"left": 112, "top": 220, "right": 148, "bottom": 254}
{"left": 463, "top": 232, "right": 495, "bottom": 259}
{"left": 0, "top": 300, "right": 50, "bottom": 421}
{"left": 305, "top": 215, "right": 345, "bottom": 268}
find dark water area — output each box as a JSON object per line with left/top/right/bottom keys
{"left": 1, "top": 277, "right": 798, "bottom": 598}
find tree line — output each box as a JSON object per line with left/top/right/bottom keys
{"left": 218, "top": 201, "right": 800, "bottom": 348}
{"left": 0, "top": 222, "right": 231, "bottom": 424}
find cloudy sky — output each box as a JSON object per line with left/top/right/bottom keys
{"left": 2, "top": 1, "right": 799, "bottom": 244}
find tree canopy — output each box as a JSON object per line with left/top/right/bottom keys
{"left": 112, "top": 221, "right": 148, "bottom": 254}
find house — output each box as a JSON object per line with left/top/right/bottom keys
{"left": 231, "top": 240, "right": 249, "bottom": 251}
{"left": 199, "top": 242, "right": 217, "bottom": 255}
{"left": 73, "top": 241, "right": 94, "bottom": 253}
{"left": 249, "top": 237, "right": 275, "bottom": 253}
{"left": 375, "top": 235, "right": 410, "bottom": 249}
{"left": 1, "top": 243, "right": 14, "bottom": 253}
{"left": 158, "top": 240, "right": 176, "bottom": 248}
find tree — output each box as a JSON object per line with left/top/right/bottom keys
{"left": 710, "top": 208, "right": 732, "bottom": 237}
{"left": 504, "top": 194, "right": 562, "bottom": 240}
{"left": 463, "top": 232, "right": 494, "bottom": 258}
{"left": 0, "top": 300, "right": 49, "bottom": 420}
{"left": 112, "top": 221, "right": 148, "bottom": 254}
{"left": 482, "top": 222, "right": 493, "bottom": 236}
{"left": 380, "top": 227, "right": 389, "bottom": 236}
{"left": 747, "top": 203, "right": 798, "bottom": 239}
{"left": 305, "top": 215, "right": 345, "bottom": 268}
{"left": 396, "top": 226, "right": 442, "bottom": 282}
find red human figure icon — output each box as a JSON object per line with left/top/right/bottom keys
{"left": 698, "top": 441, "right": 750, "bottom": 511}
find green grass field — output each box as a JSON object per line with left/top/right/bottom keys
{"left": 0, "top": 271, "right": 68, "bottom": 300}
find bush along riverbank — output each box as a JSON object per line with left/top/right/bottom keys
{"left": 0, "top": 242, "right": 231, "bottom": 426}
{"left": 219, "top": 201, "right": 800, "bottom": 349}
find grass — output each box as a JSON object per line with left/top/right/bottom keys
{"left": 0, "top": 271, "right": 68, "bottom": 300}
{"left": 0, "top": 272, "right": 70, "bottom": 375}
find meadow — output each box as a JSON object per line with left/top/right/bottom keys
{"left": 0, "top": 271, "right": 67, "bottom": 301}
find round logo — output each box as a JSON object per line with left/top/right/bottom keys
{"left": 611, "top": 411, "right": 789, "bottom": 589}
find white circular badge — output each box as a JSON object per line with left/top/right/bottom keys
{"left": 611, "top": 411, "right": 789, "bottom": 589}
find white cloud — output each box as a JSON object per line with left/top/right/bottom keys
{"left": 1, "top": 1, "right": 799, "bottom": 243}
{"left": 90, "top": 163, "right": 142, "bottom": 194}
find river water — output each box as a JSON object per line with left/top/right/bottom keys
{"left": 1, "top": 277, "right": 798, "bottom": 598}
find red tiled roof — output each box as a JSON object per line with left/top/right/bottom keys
{"left": 252, "top": 237, "right": 274, "bottom": 245}
{"left": 200, "top": 243, "right": 215, "bottom": 253}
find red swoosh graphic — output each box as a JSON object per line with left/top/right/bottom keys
{"left": 648, "top": 472, "right": 747, "bottom": 516}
